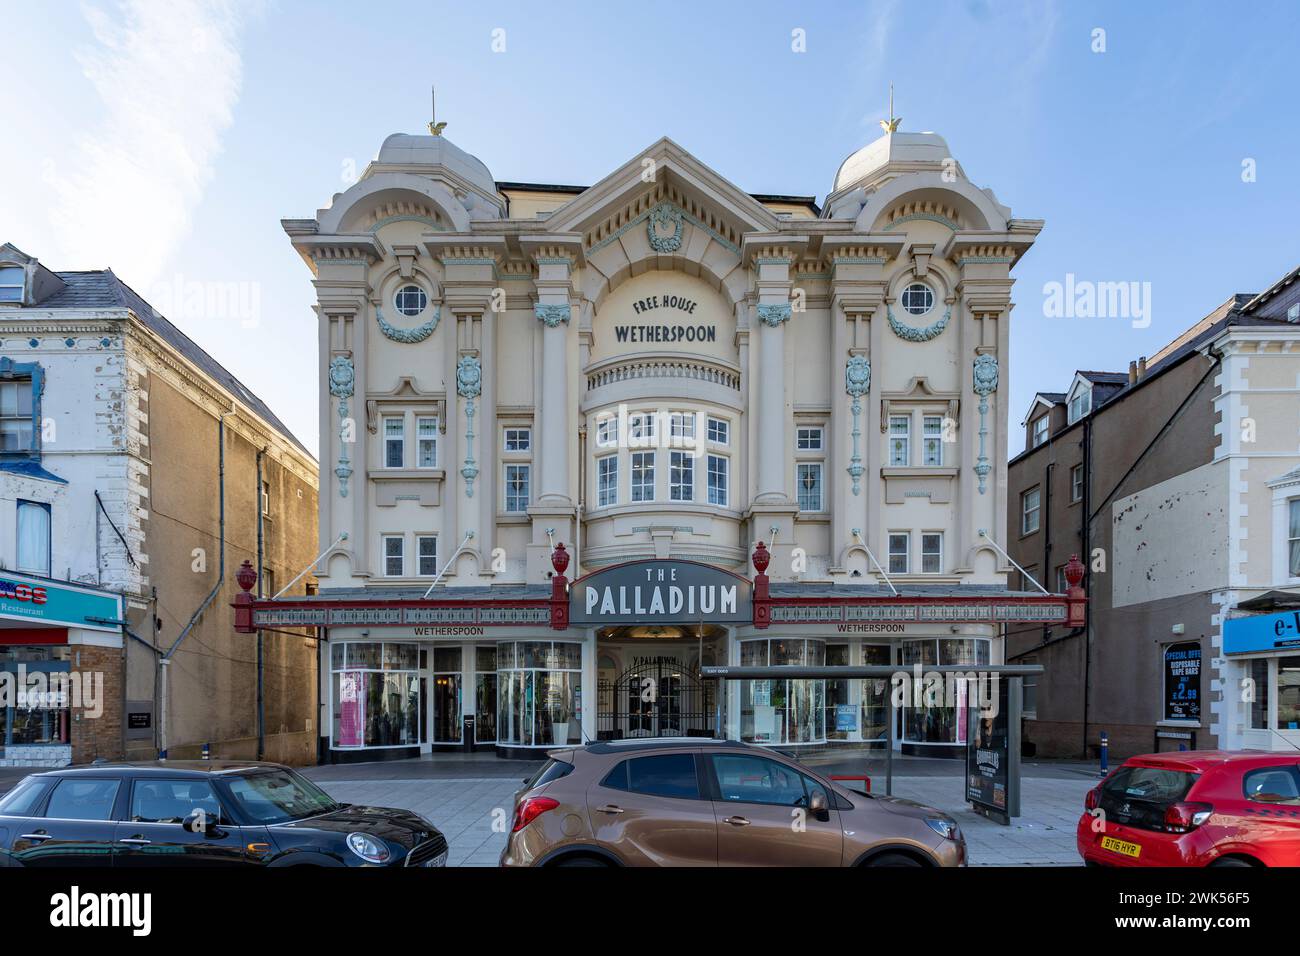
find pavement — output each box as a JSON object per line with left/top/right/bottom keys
{"left": 298, "top": 751, "right": 1100, "bottom": 867}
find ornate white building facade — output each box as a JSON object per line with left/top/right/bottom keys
{"left": 251, "top": 124, "right": 1071, "bottom": 761}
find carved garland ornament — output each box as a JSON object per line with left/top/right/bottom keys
{"left": 845, "top": 354, "right": 871, "bottom": 496}
{"left": 456, "top": 354, "right": 482, "bottom": 498}
{"left": 887, "top": 305, "right": 951, "bottom": 343}
{"left": 647, "top": 202, "right": 684, "bottom": 253}
{"left": 377, "top": 306, "right": 440, "bottom": 343}
{"left": 972, "top": 353, "right": 999, "bottom": 495}
{"left": 328, "top": 355, "right": 355, "bottom": 498}
{"left": 757, "top": 303, "right": 792, "bottom": 327}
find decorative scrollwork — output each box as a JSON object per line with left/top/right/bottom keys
{"left": 534, "top": 303, "right": 570, "bottom": 328}
{"left": 845, "top": 354, "right": 871, "bottom": 496}
{"left": 328, "top": 355, "right": 354, "bottom": 399}
{"left": 457, "top": 354, "right": 482, "bottom": 498}
{"left": 377, "top": 306, "right": 439, "bottom": 343}
{"left": 328, "top": 355, "right": 355, "bottom": 498}
{"left": 757, "top": 303, "right": 792, "bottom": 327}
{"left": 972, "top": 353, "right": 999, "bottom": 494}
{"left": 973, "top": 353, "right": 999, "bottom": 396}
{"left": 647, "top": 202, "right": 684, "bottom": 253}
{"left": 887, "top": 305, "right": 950, "bottom": 342}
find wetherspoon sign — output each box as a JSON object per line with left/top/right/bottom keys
{"left": 570, "top": 560, "right": 752, "bottom": 626}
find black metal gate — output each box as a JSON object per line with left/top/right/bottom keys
{"left": 597, "top": 658, "right": 715, "bottom": 740}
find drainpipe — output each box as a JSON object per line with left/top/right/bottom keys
{"left": 1080, "top": 416, "right": 1092, "bottom": 760}
{"left": 256, "top": 447, "right": 266, "bottom": 761}
{"left": 159, "top": 408, "right": 234, "bottom": 758}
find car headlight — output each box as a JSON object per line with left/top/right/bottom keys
{"left": 925, "top": 817, "right": 961, "bottom": 841}
{"left": 346, "top": 832, "right": 392, "bottom": 864}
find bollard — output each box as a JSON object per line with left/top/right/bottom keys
{"left": 201, "top": 741, "right": 211, "bottom": 761}
{"left": 1098, "top": 730, "right": 1109, "bottom": 777}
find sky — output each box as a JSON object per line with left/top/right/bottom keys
{"left": 3, "top": 0, "right": 1298, "bottom": 459}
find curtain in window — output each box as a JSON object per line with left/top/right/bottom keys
{"left": 1290, "top": 500, "right": 1300, "bottom": 577}
{"left": 16, "top": 501, "right": 50, "bottom": 575}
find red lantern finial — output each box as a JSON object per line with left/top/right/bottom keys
{"left": 1064, "top": 553, "right": 1084, "bottom": 591}
{"left": 551, "top": 542, "right": 570, "bottom": 577}
{"left": 236, "top": 559, "right": 258, "bottom": 593}
{"left": 752, "top": 541, "right": 770, "bottom": 576}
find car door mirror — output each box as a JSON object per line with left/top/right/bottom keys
{"left": 809, "top": 791, "right": 827, "bottom": 814}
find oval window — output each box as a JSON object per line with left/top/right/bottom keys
{"left": 394, "top": 285, "right": 428, "bottom": 317}
{"left": 901, "top": 282, "right": 934, "bottom": 316}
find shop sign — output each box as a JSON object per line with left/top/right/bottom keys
{"left": 0, "top": 572, "right": 121, "bottom": 633}
{"left": 966, "top": 677, "right": 1020, "bottom": 824}
{"left": 835, "top": 704, "right": 857, "bottom": 733}
{"left": 570, "top": 560, "right": 752, "bottom": 626}
{"left": 1162, "top": 642, "right": 1201, "bottom": 722}
{"left": 1223, "top": 609, "right": 1300, "bottom": 655}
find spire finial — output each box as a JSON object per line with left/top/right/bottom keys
{"left": 879, "top": 83, "right": 901, "bottom": 133}
{"left": 428, "top": 85, "right": 447, "bottom": 136}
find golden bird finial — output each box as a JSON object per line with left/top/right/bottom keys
{"left": 879, "top": 83, "right": 901, "bottom": 133}
{"left": 428, "top": 85, "right": 447, "bottom": 136}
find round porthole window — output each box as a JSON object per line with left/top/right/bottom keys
{"left": 394, "top": 285, "right": 428, "bottom": 317}
{"left": 901, "top": 282, "right": 934, "bottom": 316}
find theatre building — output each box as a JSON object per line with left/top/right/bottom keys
{"left": 239, "top": 118, "right": 1082, "bottom": 762}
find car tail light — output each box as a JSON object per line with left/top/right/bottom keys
{"left": 1084, "top": 788, "right": 1100, "bottom": 811}
{"left": 1164, "top": 801, "right": 1213, "bottom": 833}
{"left": 512, "top": 796, "right": 559, "bottom": 833}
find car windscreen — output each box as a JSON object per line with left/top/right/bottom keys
{"left": 221, "top": 768, "right": 341, "bottom": 824}
{"left": 1099, "top": 765, "right": 1199, "bottom": 831}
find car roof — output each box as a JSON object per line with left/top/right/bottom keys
{"left": 580, "top": 737, "right": 753, "bottom": 756}
{"left": 26, "top": 760, "right": 291, "bottom": 779}
{"left": 1125, "top": 750, "right": 1292, "bottom": 773}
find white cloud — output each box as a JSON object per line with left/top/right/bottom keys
{"left": 46, "top": 0, "right": 245, "bottom": 286}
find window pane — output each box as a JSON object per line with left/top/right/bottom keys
{"left": 131, "top": 779, "right": 222, "bottom": 824}
{"left": 627, "top": 753, "right": 699, "bottom": 799}
{"left": 1280, "top": 657, "right": 1300, "bottom": 730}
{"left": 707, "top": 455, "right": 728, "bottom": 506}
{"left": 670, "top": 451, "right": 693, "bottom": 501}
{"left": 597, "top": 456, "right": 618, "bottom": 507}
{"left": 922, "top": 533, "right": 942, "bottom": 573}
{"left": 16, "top": 501, "right": 50, "bottom": 575}
{"left": 888, "top": 533, "right": 909, "bottom": 574}
{"left": 417, "top": 536, "right": 437, "bottom": 576}
{"left": 505, "top": 465, "right": 530, "bottom": 512}
{"left": 712, "top": 754, "right": 806, "bottom": 806}
{"left": 708, "top": 417, "right": 728, "bottom": 445}
{"left": 631, "top": 452, "right": 654, "bottom": 502}
{"left": 797, "top": 463, "right": 822, "bottom": 511}
{"left": 46, "top": 778, "right": 120, "bottom": 821}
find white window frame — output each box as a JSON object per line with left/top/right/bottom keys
{"left": 796, "top": 427, "right": 823, "bottom": 451}
{"left": 1022, "top": 487, "right": 1041, "bottom": 535}
{"left": 382, "top": 534, "right": 404, "bottom": 577}
{"left": 1289, "top": 498, "right": 1300, "bottom": 578}
{"left": 393, "top": 284, "right": 427, "bottom": 317}
{"left": 1032, "top": 415, "right": 1049, "bottom": 448}
{"left": 921, "top": 532, "right": 943, "bottom": 574}
{"left": 631, "top": 451, "right": 655, "bottom": 502}
{"left": 15, "top": 499, "right": 51, "bottom": 576}
{"left": 596, "top": 416, "right": 619, "bottom": 448}
{"left": 1070, "top": 464, "right": 1084, "bottom": 503}
{"left": 707, "top": 454, "right": 728, "bottom": 507}
{"left": 922, "top": 416, "right": 944, "bottom": 467}
{"left": 416, "top": 416, "right": 439, "bottom": 469}
{"left": 669, "top": 450, "right": 694, "bottom": 502}
{"left": 503, "top": 427, "right": 531, "bottom": 453}
{"left": 597, "top": 455, "right": 618, "bottom": 508}
{"left": 383, "top": 415, "right": 405, "bottom": 469}
{"left": 669, "top": 412, "right": 696, "bottom": 441}
{"left": 887, "top": 532, "right": 910, "bottom": 575}
{"left": 416, "top": 535, "right": 438, "bottom": 577}
{"left": 888, "top": 415, "right": 911, "bottom": 467}
{"left": 0, "top": 266, "right": 24, "bottom": 303}
{"left": 707, "top": 416, "right": 729, "bottom": 446}
{"left": 628, "top": 413, "right": 657, "bottom": 443}
{"left": 796, "top": 461, "right": 824, "bottom": 512}
{"left": 1068, "top": 388, "right": 1091, "bottom": 424}
{"left": 901, "top": 282, "right": 934, "bottom": 316}
{"left": 504, "top": 464, "right": 530, "bottom": 513}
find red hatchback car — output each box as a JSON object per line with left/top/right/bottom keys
{"left": 1077, "top": 751, "right": 1300, "bottom": 867}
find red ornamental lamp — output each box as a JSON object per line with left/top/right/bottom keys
{"left": 236, "top": 559, "right": 258, "bottom": 593}
{"left": 551, "top": 542, "right": 570, "bottom": 577}
{"left": 751, "top": 541, "right": 771, "bottom": 576}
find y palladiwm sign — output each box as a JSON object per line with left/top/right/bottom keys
{"left": 570, "top": 560, "right": 752, "bottom": 626}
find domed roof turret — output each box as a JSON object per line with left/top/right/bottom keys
{"left": 832, "top": 130, "right": 952, "bottom": 195}
{"left": 373, "top": 132, "right": 497, "bottom": 197}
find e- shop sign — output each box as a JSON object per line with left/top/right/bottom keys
{"left": 1223, "top": 609, "right": 1300, "bottom": 655}
{"left": 570, "top": 560, "right": 752, "bottom": 626}
{"left": 1163, "top": 642, "right": 1201, "bottom": 722}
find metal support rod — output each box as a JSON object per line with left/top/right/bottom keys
{"left": 977, "top": 529, "right": 1050, "bottom": 594}
{"left": 422, "top": 531, "right": 475, "bottom": 598}
{"left": 273, "top": 531, "right": 349, "bottom": 600}
{"left": 853, "top": 529, "right": 897, "bottom": 596}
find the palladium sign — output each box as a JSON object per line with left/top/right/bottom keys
{"left": 570, "top": 560, "right": 752, "bottom": 626}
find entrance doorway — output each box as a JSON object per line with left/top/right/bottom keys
{"left": 598, "top": 657, "right": 716, "bottom": 740}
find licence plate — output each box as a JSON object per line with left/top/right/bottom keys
{"left": 423, "top": 851, "right": 448, "bottom": 868}
{"left": 1100, "top": 836, "right": 1141, "bottom": 858}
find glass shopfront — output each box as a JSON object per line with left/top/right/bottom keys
{"left": 739, "top": 638, "right": 826, "bottom": 745}
{"left": 899, "top": 637, "right": 990, "bottom": 747}
{"left": 431, "top": 646, "right": 462, "bottom": 744}
{"left": 330, "top": 642, "right": 420, "bottom": 749}
{"left": 475, "top": 645, "right": 498, "bottom": 743}
{"left": 496, "top": 641, "right": 582, "bottom": 748}
{"left": 0, "top": 646, "right": 72, "bottom": 754}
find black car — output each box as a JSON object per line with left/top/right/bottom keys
{"left": 0, "top": 761, "right": 448, "bottom": 867}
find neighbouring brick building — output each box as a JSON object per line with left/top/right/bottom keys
{"left": 0, "top": 243, "right": 319, "bottom": 766}
{"left": 1007, "top": 266, "right": 1300, "bottom": 760}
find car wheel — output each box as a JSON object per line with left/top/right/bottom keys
{"left": 554, "top": 856, "right": 609, "bottom": 867}
{"left": 1208, "top": 857, "right": 1254, "bottom": 868}
{"left": 866, "top": 852, "right": 924, "bottom": 867}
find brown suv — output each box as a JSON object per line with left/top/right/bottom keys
{"left": 499, "top": 738, "right": 965, "bottom": 867}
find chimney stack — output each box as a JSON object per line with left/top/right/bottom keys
{"left": 1128, "top": 360, "right": 1138, "bottom": 385}
{"left": 1138, "top": 356, "right": 1148, "bottom": 379}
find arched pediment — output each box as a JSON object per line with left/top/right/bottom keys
{"left": 856, "top": 174, "right": 1009, "bottom": 233}
{"left": 318, "top": 173, "right": 472, "bottom": 235}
